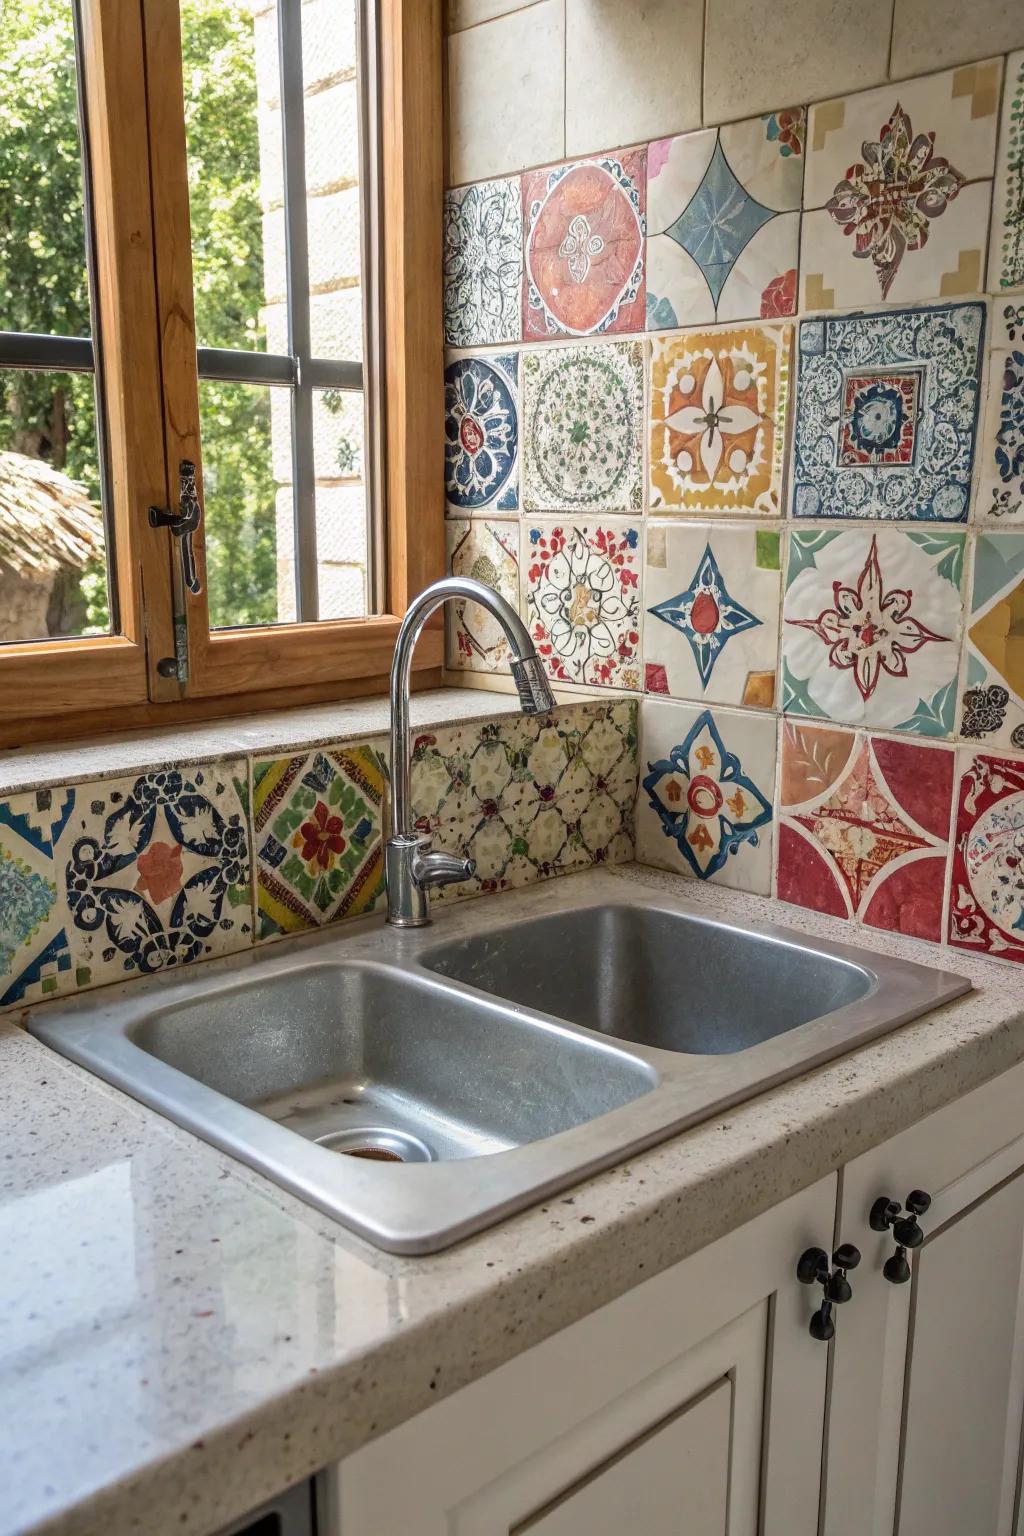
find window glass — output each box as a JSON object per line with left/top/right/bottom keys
{"left": 0, "top": 3, "right": 111, "bottom": 642}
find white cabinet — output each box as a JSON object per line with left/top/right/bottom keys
{"left": 322, "top": 1060, "right": 1024, "bottom": 1536}
{"left": 826, "top": 1060, "right": 1024, "bottom": 1536}
{"left": 325, "top": 1175, "right": 836, "bottom": 1536}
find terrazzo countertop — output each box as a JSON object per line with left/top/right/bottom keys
{"left": 3, "top": 863, "right": 1024, "bottom": 1536}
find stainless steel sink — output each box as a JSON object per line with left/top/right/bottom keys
{"left": 129, "top": 960, "right": 654, "bottom": 1162}
{"left": 28, "top": 870, "right": 971, "bottom": 1254}
{"left": 423, "top": 903, "right": 875, "bottom": 1054}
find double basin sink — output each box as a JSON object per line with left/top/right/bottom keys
{"left": 28, "top": 871, "right": 970, "bottom": 1253}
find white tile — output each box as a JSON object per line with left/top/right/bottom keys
{"left": 891, "top": 0, "right": 1024, "bottom": 77}
{"left": 990, "top": 50, "right": 1024, "bottom": 294}
{"left": 448, "top": 1, "right": 565, "bottom": 184}
{"left": 447, "top": 0, "right": 546, "bottom": 32}
{"left": 703, "top": 0, "right": 894, "bottom": 123}
{"left": 564, "top": 0, "right": 702, "bottom": 157}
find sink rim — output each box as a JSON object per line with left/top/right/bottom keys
{"left": 26, "top": 870, "right": 972, "bottom": 1255}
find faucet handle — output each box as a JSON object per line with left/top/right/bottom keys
{"left": 414, "top": 847, "right": 476, "bottom": 888}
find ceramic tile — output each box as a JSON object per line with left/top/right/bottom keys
{"left": 445, "top": 520, "right": 522, "bottom": 674}
{"left": 524, "top": 521, "right": 642, "bottom": 690}
{"left": 643, "top": 523, "right": 782, "bottom": 708}
{"left": 57, "top": 764, "right": 252, "bottom": 982}
{"left": 778, "top": 722, "right": 954, "bottom": 941}
{"left": 948, "top": 750, "right": 1024, "bottom": 963}
{"left": 564, "top": 0, "right": 702, "bottom": 157}
{"left": 522, "top": 151, "right": 646, "bottom": 339}
{"left": 522, "top": 341, "right": 643, "bottom": 513}
{"left": 444, "top": 179, "right": 522, "bottom": 347}
{"left": 253, "top": 745, "right": 385, "bottom": 939}
{"left": 646, "top": 114, "right": 803, "bottom": 329}
{"left": 0, "top": 789, "right": 74, "bottom": 1008}
{"left": 783, "top": 527, "right": 965, "bottom": 736}
{"left": 636, "top": 698, "right": 776, "bottom": 894}
{"left": 978, "top": 301, "right": 1024, "bottom": 522}
{"left": 429, "top": 791, "right": 604, "bottom": 904}
{"left": 790, "top": 304, "right": 985, "bottom": 523}
{"left": 447, "top": 0, "right": 539, "bottom": 31}
{"left": 802, "top": 63, "right": 1000, "bottom": 308}
{"left": 649, "top": 324, "right": 791, "bottom": 515}
{"left": 958, "top": 532, "right": 1024, "bottom": 750}
{"left": 447, "top": 1, "right": 565, "bottom": 185}
{"left": 890, "top": 0, "right": 1024, "bottom": 76}
{"left": 703, "top": 0, "right": 893, "bottom": 123}
{"left": 444, "top": 352, "right": 519, "bottom": 515}
{"left": 990, "top": 50, "right": 1024, "bottom": 293}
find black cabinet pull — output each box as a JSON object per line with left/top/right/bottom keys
{"left": 869, "top": 1189, "right": 932, "bottom": 1284}
{"left": 797, "top": 1243, "right": 861, "bottom": 1340}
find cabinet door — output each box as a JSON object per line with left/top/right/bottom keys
{"left": 826, "top": 1061, "right": 1024, "bottom": 1536}
{"left": 324, "top": 1175, "right": 837, "bottom": 1536}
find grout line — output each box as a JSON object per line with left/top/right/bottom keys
{"left": 885, "top": 0, "right": 897, "bottom": 81}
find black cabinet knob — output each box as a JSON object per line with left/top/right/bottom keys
{"left": 869, "top": 1189, "right": 932, "bottom": 1284}
{"left": 797, "top": 1243, "right": 861, "bottom": 1340}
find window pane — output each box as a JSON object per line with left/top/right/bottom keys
{"left": 314, "top": 388, "right": 366, "bottom": 619}
{"left": 181, "top": 0, "right": 271, "bottom": 353}
{"left": 199, "top": 379, "right": 295, "bottom": 628}
{"left": 303, "top": 0, "right": 364, "bottom": 363}
{"left": 0, "top": 369, "right": 109, "bottom": 642}
{"left": 0, "top": 1, "right": 91, "bottom": 339}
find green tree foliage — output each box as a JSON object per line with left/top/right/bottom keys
{"left": 0, "top": 0, "right": 278, "bottom": 632}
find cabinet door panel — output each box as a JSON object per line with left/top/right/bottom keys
{"left": 898, "top": 1173, "right": 1024, "bottom": 1536}
{"left": 517, "top": 1377, "right": 729, "bottom": 1536}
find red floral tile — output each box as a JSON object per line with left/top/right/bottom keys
{"left": 778, "top": 722, "right": 954, "bottom": 942}
{"left": 948, "top": 753, "right": 1024, "bottom": 964}
{"left": 522, "top": 150, "right": 646, "bottom": 340}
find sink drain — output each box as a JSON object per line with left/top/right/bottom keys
{"left": 315, "top": 1127, "right": 433, "bottom": 1163}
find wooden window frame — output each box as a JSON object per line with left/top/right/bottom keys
{"left": 0, "top": 0, "right": 443, "bottom": 750}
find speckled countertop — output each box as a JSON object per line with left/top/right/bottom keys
{"left": 3, "top": 862, "right": 1024, "bottom": 1536}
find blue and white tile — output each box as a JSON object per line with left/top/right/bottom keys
{"left": 977, "top": 300, "right": 1024, "bottom": 522}
{"left": 443, "top": 178, "right": 522, "bottom": 346}
{"left": 791, "top": 303, "right": 986, "bottom": 523}
{"left": 636, "top": 698, "right": 777, "bottom": 895}
{"left": 646, "top": 109, "right": 804, "bottom": 329}
{"left": 444, "top": 351, "right": 519, "bottom": 515}
{"left": 54, "top": 764, "right": 253, "bottom": 988}
{"left": 0, "top": 789, "right": 75, "bottom": 1009}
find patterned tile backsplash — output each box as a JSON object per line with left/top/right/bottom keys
{"left": 0, "top": 702, "right": 638, "bottom": 1014}
{"left": 441, "top": 20, "right": 1024, "bottom": 973}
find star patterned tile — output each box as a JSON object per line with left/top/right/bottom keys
{"left": 444, "top": 178, "right": 522, "bottom": 347}
{"left": 802, "top": 62, "right": 1001, "bottom": 309}
{"left": 783, "top": 527, "right": 965, "bottom": 736}
{"left": 524, "top": 520, "right": 642, "bottom": 691}
{"left": 522, "top": 150, "right": 646, "bottom": 339}
{"left": 646, "top": 110, "right": 803, "bottom": 328}
{"left": 636, "top": 698, "right": 776, "bottom": 894}
{"left": 958, "top": 532, "right": 1024, "bottom": 750}
{"left": 778, "top": 722, "right": 954, "bottom": 942}
{"left": 445, "top": 519, "right": 522, "bottom": 675}
{"left": 643, "top": 523, "right": 781, "bottom": 708}
{"left": 990, "top": 50, "right": 1024, "bottom": 294}
{"left": 649, "top": 323, "right": 791, "bottom": 516}
{"left": 253, "top": 745, "right": 386, "bottom": 939}
{"left": 522, "top": 340, "right": 643, "bottom": 514}
{"left": 444, "top": 353, "right": 519, "bottom": 515}
{"left": 791, "top": 304, "right": 985, "bottom": 523}
{"left": 949, "top": 751, "right": 1024, "bottom": 964}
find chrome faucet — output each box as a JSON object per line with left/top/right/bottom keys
{"left": 386, "top": 576, "right": 555, "bottom": 926}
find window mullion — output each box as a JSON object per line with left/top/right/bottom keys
{"left": 278, "top": 0, "right": 318, "bottom": 624}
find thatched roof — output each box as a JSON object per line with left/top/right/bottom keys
{"left": 0, "top": 451, "right": 104, "bottom": 581}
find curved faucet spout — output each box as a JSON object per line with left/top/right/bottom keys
{"left": 387, "top": 577, "right": 555, "bottom": 925}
